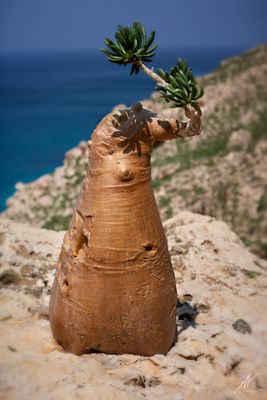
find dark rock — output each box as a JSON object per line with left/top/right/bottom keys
{"left": 0, "top": 270, "right": 21, "bottom": 285}
{"left": 232, "top": 319, "right": 251, "bottom": 334}
{"left": 125, "top": 375, "right": 161, "bottom": 388}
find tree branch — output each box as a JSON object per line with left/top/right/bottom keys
{"left": 135, "top": 61, "right": 167, "bottom": 87}
{"left": 148, "top": 106, "right": 202, "bottom": 141}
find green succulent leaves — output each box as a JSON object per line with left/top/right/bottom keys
{"left": 100, "top": 22, "right": 157, "bottom": 75}
{"left": 157, "top": 59, "right": 204, "bottom": 108}
{"left": 101, "top": 22, "right": 204, "bottom": 108}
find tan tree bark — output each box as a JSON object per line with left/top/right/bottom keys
{"left": 49, "top": 102, "right": 202, "bottom": 356}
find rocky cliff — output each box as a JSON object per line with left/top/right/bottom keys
{"left": 3, "top": 44, "right": 267, "bottom": 260}
{"left": 1, "top": 212, "right": 267, "bottom": 399}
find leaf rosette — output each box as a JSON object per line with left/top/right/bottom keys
{"left": 100, "top": 21, "right": 157, "bottom": 75}
{"left": 157, "top": 59, "right": 204, "bottom": 108}
{"left": 101, "top": 22, "right": 204, "bottom": 108}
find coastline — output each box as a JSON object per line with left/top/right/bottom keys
{"left": 0, "top": 47, "right": 244, "bottom": 210}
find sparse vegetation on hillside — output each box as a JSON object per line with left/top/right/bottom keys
{"left": 149, "top": 44, "right": 267, "bottom": 258}
{"left": 3, "top": 44, "right": 267, "bottom": 258}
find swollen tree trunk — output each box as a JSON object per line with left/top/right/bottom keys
{"left": 49, "top": 103, "right": 202, "bottom": 356}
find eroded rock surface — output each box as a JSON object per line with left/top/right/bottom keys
{"left": 0, "top": 213, "right": 267, "bottom": 399}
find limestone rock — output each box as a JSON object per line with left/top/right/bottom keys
{"left": 0, "top": 213, "right": 267, "bottom": 399}
{"left": 227, "top": 129, "right": 251, "bottom": 151}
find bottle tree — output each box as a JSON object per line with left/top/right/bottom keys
{"left": 49, "top": 22, "right": 203, "bottom": 356}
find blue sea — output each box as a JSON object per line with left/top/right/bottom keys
{"left": 0, "top": 47, "right": 244, "bottom": 210}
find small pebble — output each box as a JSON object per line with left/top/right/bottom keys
{"left": 232, "top": 319, "right": 251, "bottom": 334}
{"left": 36, "top": 279, "right": 44, "bottom": 288}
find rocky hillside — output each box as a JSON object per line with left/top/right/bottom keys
{"left": 1, "top": 212, "right": 267, "bottom": 399}
{"left": 3, "top": 44, "right": 267, "bottom": 258}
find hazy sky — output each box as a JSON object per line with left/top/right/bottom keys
{"left": 0, "top": 0, "right": 267, "bottom": 53}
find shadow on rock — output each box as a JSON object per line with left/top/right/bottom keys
{"left": 176, "top": 299, "right": 199, "bottom": 336}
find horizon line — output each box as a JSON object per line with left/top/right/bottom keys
{"left": 0, "top": 43, "right": 260, "bottom": 57}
